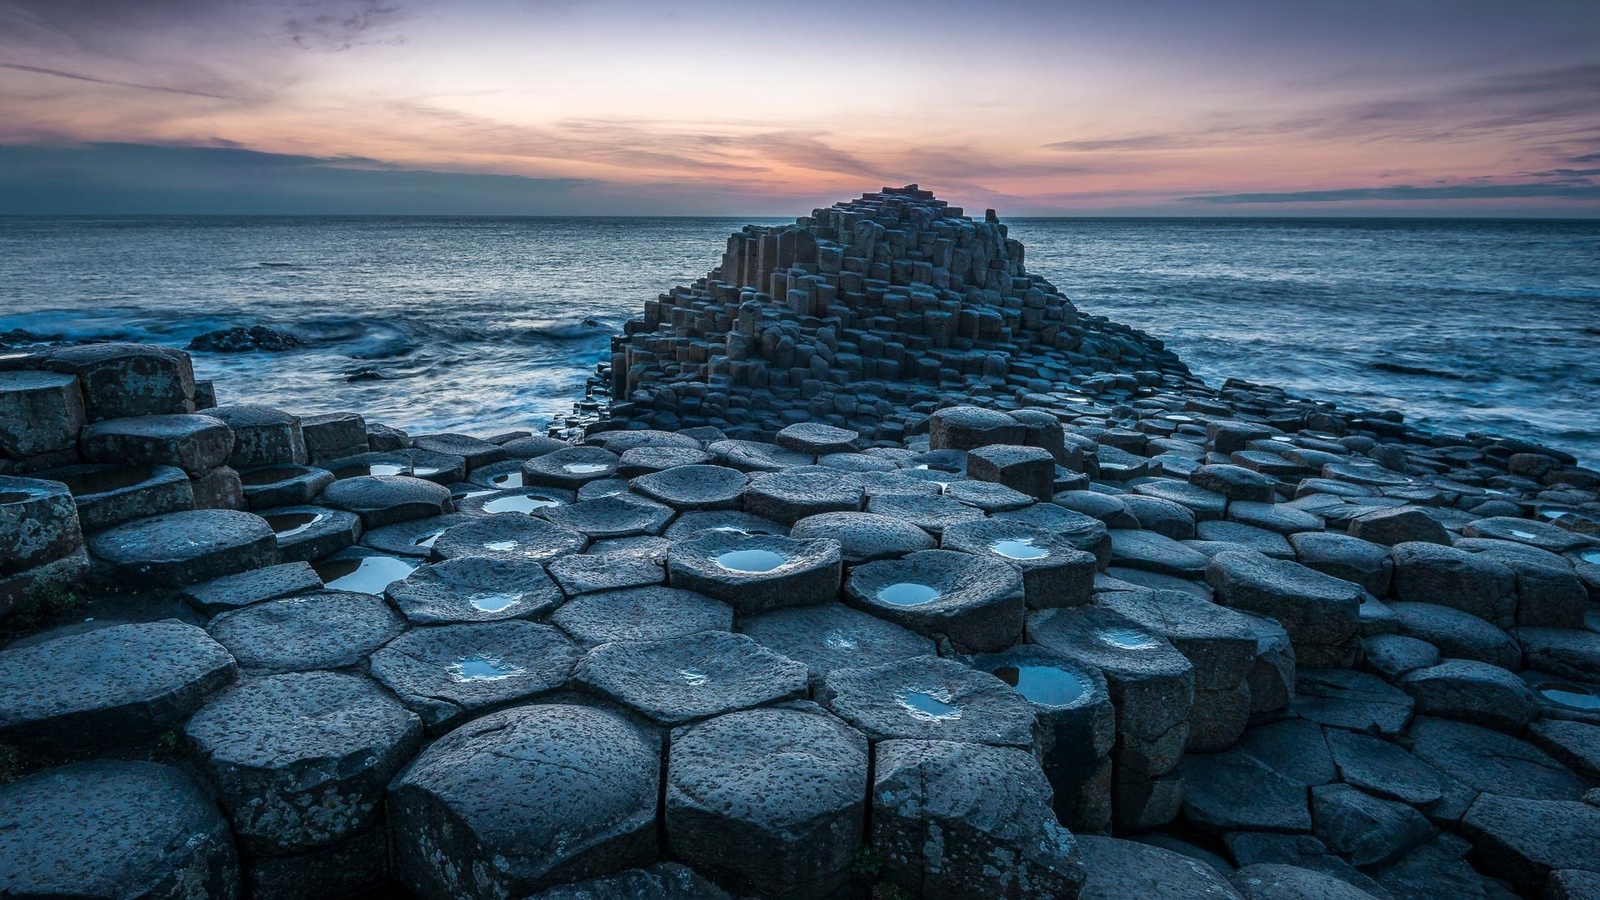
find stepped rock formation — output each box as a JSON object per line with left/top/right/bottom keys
{"left": 609, "top": 185, "right": 1188, "bottom": 440}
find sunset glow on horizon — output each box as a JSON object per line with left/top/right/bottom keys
{"left": 2, "top": 0, "right": 1597, "bottom": 216}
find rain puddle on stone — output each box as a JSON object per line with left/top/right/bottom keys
{"left": 412, "top": 467, "right": 445, "bottom": 479}
{"left": 562, "top": 463, "right": 611, "bottom": 475}
{"left": 481, "top": 493, "right": 562, "bottom": 515}
{"left": 823, "top": 629, "right": 860, "bottom": 651}
{"left": 716, "top": 549, "right": 787, "bottom": 573}
{"left": 413, "top": 529, "right": 447, "bottom": 550}
{"left": 264, "top": 512, "right": 324, "bottom": 539}
{"left": 1538, "top": 682, "right": 1600, "bottom": 710}
{"left": 1510, "top": 529, "right": 1539, "bottom": 540}
{"left": 897, "top": 688, "right": 961, "bottom": 721}
{"left": 239, "top": 466, "right": 303, "bottom": 487}
{"left": 315, "top": 555, "right": 417, "bottom": 594}
{"left": 991, "top": 538, "right": 1048, "bottom": 560}
{"left": 484, "top": 540, "right": 519, "bottom": 552}
{"left": 878, "top": 583, "right": 941, "bottom": 606}
{"left": 1096, "top": 627, "right": 1162, "bottom": 651}
{"left": 456, "top": 490, "right": 496, "bottom": 501}
{"left": 449, "top": 654, "right": 523, "bottom": 681}
{"left": 678, "top": 668, "right": 711, "bottom": 686}
{"left": 994, "top": 665, "right": 1089, "bottom": 706}
{"left": 490, "top": 472, "right": 525, "bottom": 488}
{"left": 1578, "top": 549, "right": 1600, "bottom": 566}
{"left": 469, "top": 592, "right": 521, "bottom": 612}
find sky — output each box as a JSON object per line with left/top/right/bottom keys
{"left": 1, "top": 0, "right": 1597, "bottom": 216}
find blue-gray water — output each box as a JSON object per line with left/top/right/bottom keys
{"left": 2, "top": 216, "right": 1596, "bottom": 465}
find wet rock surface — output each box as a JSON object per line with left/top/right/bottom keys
{"left": 4, "top": 187, "right": 1600, "bottom": 897}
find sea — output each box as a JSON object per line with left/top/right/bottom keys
{"left": 2, "top": 216, "right": 1597, "bottom": 466}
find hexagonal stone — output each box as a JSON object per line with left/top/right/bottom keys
{"left": 0, "top": 474, "right": 83, "bottom": 575}
{"left": 1133, "top": 478, "right": 1228, "bottom": 521}
{"left": 452, "top": 485, "right": 570, "bottom": 517}
{"left": 741, "top": 467, "right": 864, "bottom": 526}
{"left": 738, "top": 602, "right": 934, "bottom": 689}
{"left": 789, "top": 511, "right": 936, "bottom": 563}
{"left": 46, "top": 463, "right": 195, "bottom": 532}
{"left": 387, "top": 556, "right": 563, "bottom": 624}
{"left": 1230, "top": 863, "right": 1380, "bottom": 900}
{"left": 1206, "top": 550, "right": 1363, "bottom": 668}
{"left": 80, "top": 414, "right": 233, "bottom": 475}
{"left": 207, "top": 590, "right": 405, "bottom": 674}
{"left": 180, "top": 560, "right": 325, "bottom": 615}
{"left": 1517, "top": 627, "right": 1600, "bottom": 682}
{"left": 1180, "top": 750, "right": 1312, "bottom": 834}
{"left": 843, "top": 549, "right": 1025, "bottom": 652}
{"left": 663, "top": 508, "right": 788, "bottom": 540}
{"left": 88, "top": 508, "right": 277, "bottom": 587}
{"left": 551, "top": 586, "right": 732, "bottom": 647}
{"left": 1407, "top": 716, "right": 1591, "bottom": 801}
{"left": 184, "top": 671, "right": 422, "bottom": 855}
{"left": 1463, "top": 516, "right": 1591, "bottom": 553}
{"left": 522, "top": 446, "right": 621, "bottom": 488}
{"left": 776, "top": 422, "right": 860, "bottom": 455}
{"left": 258, "top": 504, "right": 361, "bottom": 563}
{"left": 0, "top": 760, "right": 240, "bottom": 899}
{"left": 1077, "top": 835, "right": 1241, "bottom": 900}
{"left": 1399, "top": 659, "right": 1537, "bottom": 733}
{"left": 1391, "top": 542, "right": 1516, "bottom": 625}
{"left": 1027, "top": 605, "right": 1195, "bottom": 746}
{"left": 666, "top": 531, "right": 841, "bottom": 615}
{"left": 1291, "top": 669, "right": 1414, "bottom": 737}
{"left": 238, "top": 464, "right": 335, "bottom": 510}
{"left": 318, "top": 475, "right": 452, "bottom": 528}
{"left": 992, "top": 502, "right": 1113, "bottom": 565}
{"left": 369, "top": 621, "right": 578, "bottom": 733}
{"left": 667, "top": 703, "right": 867, "bottom": 897}
{"left": 1390, "top": 602, "right": 1519, "bottom": 669}
{"left": 865, "top": 492, "right": 986, "bottom": 535}
{"left": 873, "top": 739, "right": 1085, "bottom": 899}
{"left": 709, "top": 439, "right": 814, "bottom": 472}
{"left": 942, "top": 478, "right": 1036, "bottom": 513}
{"left": 594, "top": 429, "right": 705, "bottom": 453}
{"left": 1289, "top": 532, "right": 1392, "bottom": 597}
{"left": 929, "top": 406, "right": 1025, "bottom": 451}
{"left": 1110, "top": 528, "right": 1210, "bottom": 576}
{"left": 547, "top": 549, "right": 664, "bottom": 596}
{"left": 630, "top": 464, "right": 747, "bottom": 511}
{"left": 206, "top": 405, "right": 306, "bottom": 468}
{"left": 389, "top": 704, "right": 660, "bottom": 898}
{"left": 311, "top": 546, "right": 419, "bottom": 594}
{"left": 819, "top": 655, "right": 1038, "bottom": 750}
{"left": 1323, "top": 728, "right": 1451, "bottom": 806}
{"left": 301, "top": 412, "right": 368, "bottom": 463}
{"left": 36, "top": 342, "right": 196, "bottom": 421}
{"left": 360, "top": 512, "right": 474, "bottom": 556}
{"left": 430, "top": 514, "right": 587, "bottom": 563}
{"left": 575, "top": 631, "right": 807, "bottom": 726}
{"left": 1311, "top": 783, "right": 1432, "bottom": 867}
{"left": 0, "top": 369, "right": 84, "bottom": 456}
{"left": 942, "top": 518, "right": 1097, "bottom": 609}
{"left": 0, "top": 620, "right": 236, "bottom": 753}
{"left": 542, "top": 493, "right": 674, "bottom": 538}
{"left": 616, "top": 445, "right": 715, "bottom": 476}
{"left": 328, "top": 449, "right": 463, "bottom": 484}
{"left": 1347, "top": 505, "right": 1450, "bottom": 546}
{"left": 1099, "top": 589, "right": 1257, "bottom": 691}
{"left": 1460, "top": 795, "right": 1600, "bottom": 889}
{"left": 413, "top": 433, "right": 506, "bottom": 470}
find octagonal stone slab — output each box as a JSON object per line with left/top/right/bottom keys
{"left": 369, "top": 621, "right": 579, "bottom": 733}
{"left": 667, "top": 703, "right": 868, "bottom": 898}
{"left": 206, "top": 590, "right": 405, "bottom": 674}
{"left": 0, "top": 620, "right": 236, "bottom": 753}
{"left": 0, "top": 760, "right": 240, "bottom": 899}
{"left": 185, "top": 671, "right": 423, "bottom": 855}
{"left": 573, "top": 631, "right": 808, "bottom": 726}
{"left": 388, "top": 703, "right": 660, "bottom": 898}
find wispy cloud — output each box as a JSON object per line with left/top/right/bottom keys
{"left": 1182, "top": 183, "right": 1600, "bottom": 204}
{"left": 0, "top": 61, "right": 231, "bottom": 99}
{"left": 285, "top": 0, "right": 404, "bottom": 51}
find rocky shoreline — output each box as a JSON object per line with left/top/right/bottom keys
{"left": 2, "top": 186, "right": 1599, "bottom": 899}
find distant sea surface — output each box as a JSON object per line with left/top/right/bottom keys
{"left": 3, "top": 216, "right": 1597, "bottom": 465}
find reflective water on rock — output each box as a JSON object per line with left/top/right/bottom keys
{"left": 1095, "top": 627, "right": 1162, "bottom": 650}
{"left": 562, "top": 462, "right": 611, "bottom": 475}
{"left": 897, "top": 688, "right": 961, "bottom": 721}
{"left": 678, "top": 667, "right": 710, "bottom": 686}
{"left": 264, "top": 512, "right": 324, "bottom": 539}
{"left": 991, "top": 538, "right": 1048, "bottom": 560}
{"left": 239, "top": 466, "right": 304, "bottom": 486}
{"left": 481, "top": 493, "right": 563, "bottom": 515}
{"left": 314, "top": 555, "right": 418, "bottom": 594}
{"left": 413, "top": 528, "right": 446, "bottom": 549}
{"left": 715, "top": 548, "right": 787, "bottom": 573}
{"left": 334, "top": 463, "right": 409, "bottom": 478}
{"left": 994, "top": 664, "right": 1089, "bottom": 706}
{"left": 450, "top": 654, "right": 523, "bottom": 681}
{"left": 469, "top": 592, "right": 520, "bottom": 612}
{"left": 483, "top": 540, "right": 519, "bottom": 552}
{"left": 411, "top": 466, "right": 446, "bottom": 479}
{"left": 878, "top": 582, "right": 941, "bottom": 606}
{"left": 490, "top": 472, "right": 525, "bottom": 488}
{"left": 1510, "top": 529, "right": 1538, "bottom": 540}
{"left": 1538, "top": 681, "right": 1600, "bottom": 710}
{"left": 1580, "top": 549, "right": 1600, "bottom": 566}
